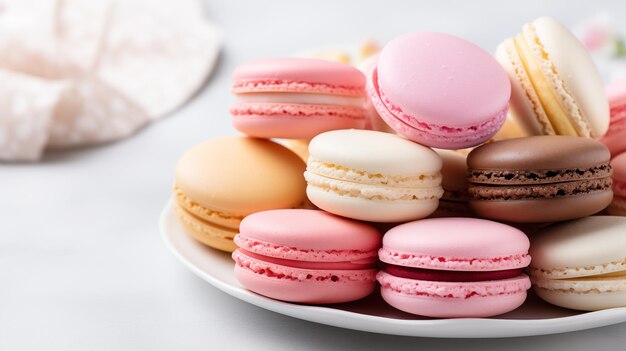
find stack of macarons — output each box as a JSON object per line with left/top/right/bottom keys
{"left": 172, "top": 16, "right": 626, "bottom": 318}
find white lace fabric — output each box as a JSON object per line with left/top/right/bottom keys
{"left": 0, "top": 0, "right": 221, "bottom": 161}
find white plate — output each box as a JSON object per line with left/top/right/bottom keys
{"left": 160, "top": 201, "right": 626, "bottom": 338}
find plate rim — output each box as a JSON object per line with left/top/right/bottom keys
{"left": 159, "top": 200, "right": 626, "bottom": 338}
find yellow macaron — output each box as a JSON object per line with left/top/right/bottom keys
{"left": 174, "top": 136, "right": 307, "bottom": 252}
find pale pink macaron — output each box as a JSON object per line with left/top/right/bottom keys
{"left": 230, "top": 58, "right": 367, "bottom": 139}
{"left": 377, "top": 218, "right": 531, "bottom": 318}
{"left": 599, "top": 79, "right": 626, "bottom": 157}
{"left": 367, "top": 32, "right": 511, "bottom": 149}
{"left": 609, "top": 153, "right": 626, "bottom": 216}
{"left": 232, "top": 209, "right": 381, "bottom": 304}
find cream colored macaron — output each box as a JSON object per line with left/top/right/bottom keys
{"left": 495, "top": 17, "right": 609, "bottom": 138}
{"left": 304, "top": 129, "right": 443, "bottom": 222}
{"left": 529, "top": 216, "right": 626, "bottom": 311}
{"left": 174, "top": 136, "right": 307, "bottom": 252}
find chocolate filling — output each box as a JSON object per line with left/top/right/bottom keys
{"left": 383, "top": 264, "right": 524, "bottom": 282}
{"left": 468, "top": 177, "right": 612, "bottom": 201}
{"left": 469, "top": 164, "right": 611, "bottom": 185}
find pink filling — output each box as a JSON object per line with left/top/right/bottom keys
{"left": 232, "top": 80, "right": 364, "bottom": 96}
{"left": 378, "top": 247, "right": 531, "bottom": 271}
{"left": 232, "top": 249, "right": 377, "bottom": 283}
{"left": 383, "top": 264, "right": 524, "bottom": 282}
{"left": 234, "top": 234, "right": 379, "bottom": 263}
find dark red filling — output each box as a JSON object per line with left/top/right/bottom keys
{"left": 383, "top": 264, "right": 523, "bottom": 282}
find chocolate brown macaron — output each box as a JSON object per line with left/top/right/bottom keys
{"left": 467, "top": 136, "right": 613, "bottom": 223}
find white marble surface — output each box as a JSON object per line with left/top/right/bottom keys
{"left": 2, "top": 1, "right": 626, "bottom": 349}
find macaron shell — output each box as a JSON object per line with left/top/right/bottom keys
{"left": 529, "top": 216, "right": 626, "bottom": 278}
{"left": 470, "top": 192, "right": 613, "bottom": 223}
{"left": 233, "top": 250, "right": 377, "bottom": 304}
{"left": 175, "top": 137, "right": 306, "bottom": 215}
{"left": 174, "top": 203, "right": 238, "bottom": 252}
{"left": 467, "top": 136, "right": 610, "bottom": 172}
{"left": 380, "top": 218, "right": 530, "bottom": 270}
{"left": 237, "top": 209, "right": 381, "bottom": 254}
{"left": 534, "top": 286, "right": 626, "bottom": 311}
{"left": 377, "top": 272, "right": 529, "bottom": 317}
{"left": 231, "top": 105, "right": 366, "bottom": 139}
{"left": 367, "top": 63, "right": 506, "bottom": 149}
{"left": 232, "top": 58, "right": 366, "bottom": 95}
{"left": 377, "top": 32, "right": 510, "bottom": 127}
{"left": 234, "top": 265, "right": 376, "bottom": 304}
{"left": 308, "top": 129, "right": 442, "bottom": 176}
{"left": 532, "top": 17, "right": 609, "bottom": 136}
{"left": 306, "top": 185, "right": 439, "bottom": 223}
{"left": 495, "top": 41, "right": 550, "bottom": 136}
{"left": 380, "top": 289, "right": 527, "bottom": 318}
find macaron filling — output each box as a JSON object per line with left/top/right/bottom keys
{"left": 469, "top": 177, "right": 612, "bottom": 201}
{"left": 469, "top": 163, "right": 612, "bottom": 185}
{"left": 383, "top": 264, "right": 525, "bottom": 282}
{"left": 304, "top": 159, "right": 443, "bottom": 201}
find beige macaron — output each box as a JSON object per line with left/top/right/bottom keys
{"left": 174, "top": 136, "right": 307, "bottom": 252}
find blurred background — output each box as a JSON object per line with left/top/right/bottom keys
{"left": 2, "top": 1, "right": 626, "bottom": 350}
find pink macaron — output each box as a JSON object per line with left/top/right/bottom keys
{"left": 366, "top": 32, "right": 511, "bottom": 149}
{"left": 230, "top": 58, "right": 367, "bottom": 139}
{"left": 377, "top": 218, "right": 531, "bottom": 318}
{"left": 599, "top": 79, "right": 626, "bottom": 157}
{"left": 232, "top": 209, "right": 381, "bottom": 304}
{"left": 609, "top": 153, "right": 626, "bottom": 216}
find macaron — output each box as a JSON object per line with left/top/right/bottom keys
{"left": 468, "top": 136, "right": 613, "bottom": 223}
{"left": 304, "top": 129, "right": 444, "bottom": 222}
{"left": 366, "top": 32, "right": 511, "bottom": 149}
{"left": 599, "top": 79, "right": 626, "bottom": 156}
{"left": 529, "top": 216, "right": 626, "bottom": 311}
{"left": 377, "top": 218, "right": 531, "bottom": 318}
{"left": 431, "top": 149, "right": 473, "bottom": 217}
{"left": 609, "top": 153, "right": 626, "bottom": 216}
{"left": 232, "top": 209, "right": 381, "bottom": 304}
{"left": 174, "top": 137, "right": 307, "bottom": 252}
{"left": 230, "top": 58, "right": 367, "bottom": 139}
{"left": 495, "top": 17, "right": 609, "bottom": 138}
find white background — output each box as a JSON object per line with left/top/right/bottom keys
{"left": 2, "top": 1, "right": 626, "bottom": 349}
